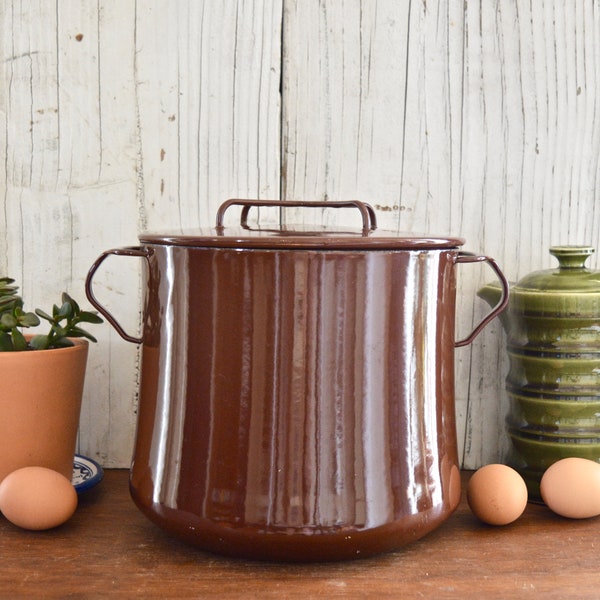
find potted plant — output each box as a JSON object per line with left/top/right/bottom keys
{"left": 0, "top": 277, "right": 103, "bottom": 483}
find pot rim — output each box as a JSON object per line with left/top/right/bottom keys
{"left": 0, "top": 336, "right": 89, "bottom": 356}
{"left": 138, "top": 229, "right": 465, "bottom": 251}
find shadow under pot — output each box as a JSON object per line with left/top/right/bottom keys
{"left": 86, "top": 199, "right": 508, "bottom": 561}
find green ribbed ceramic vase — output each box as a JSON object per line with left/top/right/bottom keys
{"left": 478, "top": 246, "right": 600, "bottom": 500}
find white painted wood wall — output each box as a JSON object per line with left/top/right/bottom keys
{"left": 2, "top": 1, "right": 599, "bottom": 469}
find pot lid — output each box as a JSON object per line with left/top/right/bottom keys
{"left": 515, "top": 246, "right": 600, "bottom": 293}
{"left": 478, "top": 246, "right": 600, "bottom": 319}
{"left": 139, "top": 199, "right": 465, "bottom": 250}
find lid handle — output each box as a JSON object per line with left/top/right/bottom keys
{"left": 549, "top": 246, "right": 595, "bottom": 269}
{"left": 215, "top": 199, "right": 377, "bottom": 236}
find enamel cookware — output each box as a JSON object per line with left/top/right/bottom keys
{"left": 86, "top": 199, "right": 508, "bottom": 561}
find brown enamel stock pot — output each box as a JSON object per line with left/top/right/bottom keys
{"left": 86, "top": 199, "right": 508, "bottom": 561}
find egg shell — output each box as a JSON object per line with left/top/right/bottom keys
{"left": 0, "top": 466, "right": 78, "bottom": 530}
{"left": 540, "top": 457, "right": 600, "bottom": 519}
{"left": 467, "top": 464, "right": 528, "bottom": 526}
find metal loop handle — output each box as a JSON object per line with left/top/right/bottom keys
{"left": 215, "top": 199, "right": 378, "bottom": 236}
{"left": 455, "top": 252, "right": 509, "bottom": 348}
{"left": 85, "top": 246, "right": 151, "bottom": 344}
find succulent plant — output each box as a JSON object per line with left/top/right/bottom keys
{"left": 0, "top": 277, "right": 103, "bottom": 351}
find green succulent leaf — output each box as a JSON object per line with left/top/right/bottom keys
{"left": 0, "top": 278, "right": 103, "bottom": 351}
{"left": 78, "top": 311, "right": 104, "bottom": 324}
{"left": 29, "top": 334, "right": 50, "bottom": 350}
{"left": 11, "top": 328, "right": 28, "bottom": 351}
{"left": 63, "top": 293, "right": 80, "bottom": 313}
{"left": 57, "top": 300, "right": 73, "bottom": 319}
{"left": 67, "top": 326, "right": 98, "bottom": 342}
{"left": 1, "top": 313, "right": 18, "bottom": 329}
{"left": 0, "top": 332, "right": 14, "bottom": 351}
{"left": 50, "top": 324, "right": 68, "bottom": 339}
{"left": 0, "top": 297, "right": 17, "bottom": 310}
{"left": 35, "top": 309, "right": 54, "bottom": 323}
{"left": 50, "top": 337, "right": 75, "bottom": 348}
{"left": 18, "top": 311, "right": 40, "bottom": 327}
{"left": 0, "top": 278, "right": 18, "bottom": 295}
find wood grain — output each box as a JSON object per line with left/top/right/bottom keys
{"left": 1, "top": 1, "right": 600, "bottom": 468}
{"left": 0, "top": 470, "right": 598, "bottom": 598}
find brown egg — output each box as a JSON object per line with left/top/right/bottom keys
{"left": 0, "top": 466, "right": 78, "bottom": 530}
{"left": 540, "top": 457, "right": 600, "bottom": 519}
{"left": 467, "top": 464, "right": 528, "bottom": 526}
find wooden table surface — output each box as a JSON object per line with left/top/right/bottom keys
{"left": 1, "top": 469, "right": 598, "bottom": 599}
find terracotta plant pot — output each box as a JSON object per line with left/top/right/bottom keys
{"left": 0, "top": 338, "right": 89, "bottom": 483}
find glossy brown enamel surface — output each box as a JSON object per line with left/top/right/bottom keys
{"left": 139, "top": 228, "right": 465, "bottom": 251}
{"left": 129, "top": 246, "right": 461, "bottom": 561}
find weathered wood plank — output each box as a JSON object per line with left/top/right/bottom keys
{"left": 281, "top": 0, "right": 600, "bottom": 467}
{"left": 0, "top": 0, "right": 282, "bottom": 467}
{"left": 135, "top": 0, "right": 282, "bottom": 232}
{"left": 1, "top": 0, "right": 600, "bottom": 469}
